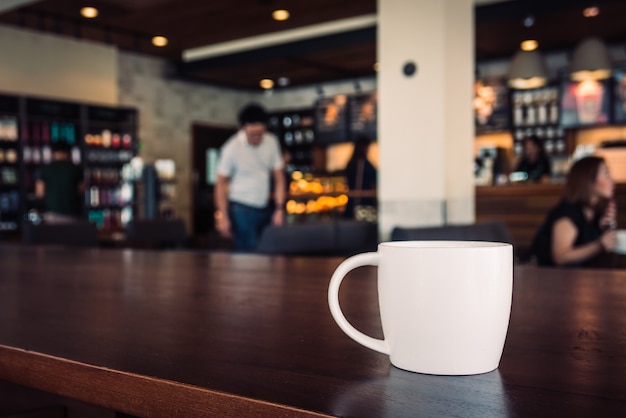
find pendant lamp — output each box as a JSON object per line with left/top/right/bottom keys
{"left": 508, "top": 49, "right": 548, "bottom": 89}
{"left": 570, "top": 37, "right": 612, "bottom": 81}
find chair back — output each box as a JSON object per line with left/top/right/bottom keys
{"left": 256, "top": 223, "right": 335, "bottom": 255}
{"left": 390, "top": 221, "right": 513, "bottom": 244}
{"left": 125, "top": 219, "right": 187, "bottom": 249}
{"left": 256, "top": 220, "right": 378, "bottom": 256}
{"left": 22, "top": 221, "right": 99, "bottom": 247}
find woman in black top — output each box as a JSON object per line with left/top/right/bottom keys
{"left": 531, "top": 156, "right": 617, "bottom": 267}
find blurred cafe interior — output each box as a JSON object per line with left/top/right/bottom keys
{"left": 5, "top": 2, "right": 626, "bottom": 418}
{"left": 0, "top": 0, "right": 625, "bottom": 256}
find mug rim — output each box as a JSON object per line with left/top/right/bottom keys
{"left": 379, "top": 241, "right": 511, "bottom": 249}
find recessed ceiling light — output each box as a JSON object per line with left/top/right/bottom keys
{"left": 80, "top": 7, "right": 98, "bottom": 19}
{"left": 152, "top": 36, "right": 168, "bottom": 47}
{"left": 260, "top": 79, "right": 274, "bottom": 89}
{"left": 583, "top": 7, "right": 600, "bottom": 18}
{"left": 277, "top": 77, "right": 290, "bottom": 87}
{"left": 521, "top": 40, "right": 538, "bottom": 51}
{"left": 272, "top": 9, "right": 290, "bottom": 21}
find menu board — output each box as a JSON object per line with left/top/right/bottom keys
{"left": 315, "top": 95, "right": 349, "bottom": 144}
{"left": 474, "top": 77, "right": 510, "bottom": 134}
{"left": 349, "top": 92, "right": 377, "bottom": 140}
{"left": 614, "top": 68, "right": 626, "bottom": 123}
{"left": 560, "top": 78, "right": 610, "bottom": 128}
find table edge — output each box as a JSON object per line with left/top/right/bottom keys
{"left": 0, "top": 344, "right": 331, "bottom": 418}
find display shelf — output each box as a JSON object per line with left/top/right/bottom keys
{"left": 82, "top": 105, "right": 138, "bottom": 231}
{"left": 21, "top": 98, "right": 83, "bottom": 212}
{"left": 0, "top": 93, "right": 139, "bottom": 235}
{"left": 268, "top": 108, "right": 316, "bottom": 173}
{"left": 510, "top": 85, "right": 566, "bottom": 157}
{"left": 0, "top": 95, "right": 21, "bottom": 231}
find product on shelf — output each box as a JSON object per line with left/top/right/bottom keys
{"left": 511, "top": 86, "right": 565, "bottom": 157}
{"left": 0, "top": 116, "right": 18, "bottom": 141}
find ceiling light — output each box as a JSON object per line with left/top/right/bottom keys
{"left": 152, "top": 36, "right": 168, "bottom": 47}
{"left": 570, "top": 37, "right": 612, "bottom": 81}
{"left": 272, "top": 9, "right": 290, "bottom": 21}
{"left": 260, "top": 79, "right": 274, "bottom": 89}
{"left": 583, "top": 7, "right": 600, "bottom": 18}
{"left": 277, "top": 77, "right": 290, "bottom": 87}
{"left": 520, "top": 40, "right": 538, "bottom": 52}
{"left": 508, "top": 50, "right": 548, "bottom": 89}
{"left": 80, "top": 7, "right": 98, "bottom": 19}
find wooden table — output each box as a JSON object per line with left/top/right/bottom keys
{"left": 1, "top": 245, "right": 626, "bottom": 417}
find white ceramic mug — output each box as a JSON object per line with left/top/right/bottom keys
{"left": 328, "top": 241, "right": 513, "bottom": 375}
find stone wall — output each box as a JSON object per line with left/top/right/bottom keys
{"left": 117, "top": 52, "right": 256, "bottom": 231}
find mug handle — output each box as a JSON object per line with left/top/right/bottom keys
{"left": 328, "top": 252, "right": 390, "bottom": 355}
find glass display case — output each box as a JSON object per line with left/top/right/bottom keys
{"left": 285, "top": 172, "right": 349, "bottom": 223}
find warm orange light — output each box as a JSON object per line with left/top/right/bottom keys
{"left": 80, "top": 7, "right": 98, "bottom": 19}
{"left": 260, "top": 79, "right": 274, "bottom": 89}
{"left": 373, "top": 62, "right": 379, "bottom": 72}
{"left": 272, "top": 9, "right": 290, "bottom": 21}
{"left": 152, "top": 36, "right": 168, "bottom": 47}
{"left": 521, "top": 40, "right": 538, "bottom": 51}
{"left": 583, "top": 7, "right": 600, "bottom": 18}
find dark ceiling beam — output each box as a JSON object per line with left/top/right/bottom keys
{"left": 9, "top": 7, "right": 154, "bottom": 46}
{"left": 283, "top": 55, "right": 368, "bottom": 79}
{"left": 476, "top": 0, "right": 624, "bottom": 23}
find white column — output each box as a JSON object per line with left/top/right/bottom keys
{"left": 377, "top": 0, "right": 475, "bottom": 240}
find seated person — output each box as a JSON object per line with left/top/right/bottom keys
{"left": 514, "top": 136, "right": 552, "bottom": 183}
{"left": 530, "top": 156, "right": 617, "bottom": 267}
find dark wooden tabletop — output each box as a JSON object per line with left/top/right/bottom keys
{"left": 1, "top": 245, "right": 626, "bottom": 417}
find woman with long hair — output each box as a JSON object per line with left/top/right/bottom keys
{"left": 531, "top": 156, "right": 617, "bottom": 267}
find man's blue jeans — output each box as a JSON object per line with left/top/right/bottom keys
{"left": 228, "top": 201, "right": 271, "bottom": 252}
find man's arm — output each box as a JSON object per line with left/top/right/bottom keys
{"left": 271, "top": 168, "right": 285, "bottom": 226}
{"left": 214, "top": 174, "right": 232, "bottom": 238}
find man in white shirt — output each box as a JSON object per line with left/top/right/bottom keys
{"left": 214, "top": 103, "right": 285, "bottom": 251}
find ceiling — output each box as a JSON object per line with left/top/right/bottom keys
{"left": 0, "top": 0, "right": 625, "bottom": 90}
